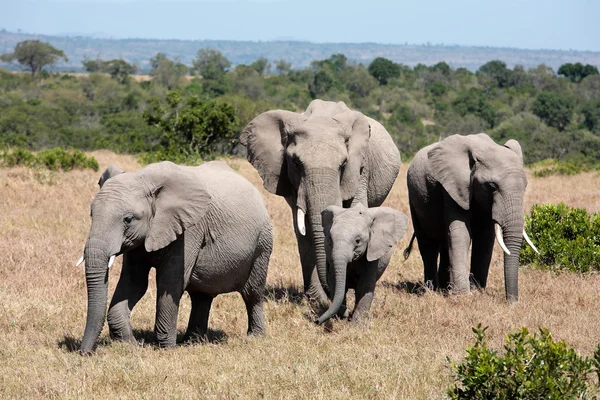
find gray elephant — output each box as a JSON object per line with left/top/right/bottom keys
{"left": 404, "top": 133, "right": 538, "bottom": 301}
{"left": 316, "top": 204, "right": 408, "bottom": 325}
{"left": 76, "top": 160, "right": 273, "bottom": 354}
{"left": 241, "top": 99, "right": 400, "bottom": 308}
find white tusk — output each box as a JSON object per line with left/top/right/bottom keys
{"left": 523, "top": 230, "right": 540, "bottom": 254}
{"left": 108, "top": 255, "right": 116, "bottom": 269}
{"left": 495, "top": 224, "right": 511, "bottom": 255}
{"left": 297, "top": 208, "right": 306, "bottom": 236}
{"left": 75, "top": 255, "right": 84, "bottom": 267}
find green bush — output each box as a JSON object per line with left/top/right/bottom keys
{"left": 0, "top": 147, "right": 99, "bottom": 171}
{"left": 448, "top": 324, "right": 600, "bottom": 399}
{"left": 530, "top": 159, "right": 598, "bottom": 177}
{"left": 520, "top": 203, "right": 600, "bottom": 272}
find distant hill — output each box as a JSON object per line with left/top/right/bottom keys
{"left": 1, "top": 30, "right": 599, "bottom": 73}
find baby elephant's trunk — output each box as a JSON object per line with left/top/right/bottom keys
{"left": 316, "top": 261, "right": 347, "bottom": 325}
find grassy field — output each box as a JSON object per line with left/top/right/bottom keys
{"left": 1, "top": 151, "right": 599, "bottom": 399}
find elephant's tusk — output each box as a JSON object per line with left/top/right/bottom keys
{"left": 523, "top": 229, "right": 540, "bottom": 254}
{"left": 75, "top": 255, "right": 84, "bottom": 267}
{"left": 495, "top": 224, "right": 511, "bottom": 255}
{"left": 297, "top": 208, "right": 306, "bottom": 236}
{"left": 108, "top": 255, "right": 116, "bottom": 269}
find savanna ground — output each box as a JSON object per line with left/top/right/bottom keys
{"left": 1, "top": 151, "right": 599, "bottom": 399}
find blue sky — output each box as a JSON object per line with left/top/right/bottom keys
{"left": 1, "top": 0, "right": 598, "bottom": 51}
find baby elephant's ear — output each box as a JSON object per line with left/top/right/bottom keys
{"left": 98, "top": 164, "right": 125, "bottom": 188}
{"left": 366, "top": 207, "right": 409, "bottom": 262}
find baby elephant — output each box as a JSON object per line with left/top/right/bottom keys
{"left": 317, "top": 203, "right": 408, "bottom": 325}
{"left": 77, "top": 160, "right": 273, "bottom": 354}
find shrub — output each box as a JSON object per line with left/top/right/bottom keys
{"left": 520, "top": 203, "right": 600, "bottom": 272}
{"left": 0, "top": 147, "right": 99, "bottom": 171}
{"left": 529, "top": 159, "right": 597, "bottom": 177}
{"left": 447, "top": 324, "right": 600, "bottom": 399}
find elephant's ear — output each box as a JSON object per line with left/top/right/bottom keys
{"left": 427, "top": 135, "right": 475, "bottom": 210}
{"left": 98, "top": 164, "right": 125, "bottom": 188}
{"left": 366, "top": 207, "right": 408, "bottom": 262}
{"left": 240, "top": 110, "right": 301, "bottom": 197}
{"left": 504, "top": 139, "right": 523, "bottom": 165}
{"left": 333, "top": 110, "right": 371, "bottom": 201}
{"left": 143, "top": 167, "right": 212, "bottom": 252}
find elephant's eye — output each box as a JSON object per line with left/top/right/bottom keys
{"left": 354, "top": 236, "right": 361, "bottom": 245}
{"left": 123, "top": 214, "right": 134, "bottom": 224}
{"left": 487, "top": 182, "right": 498, "bottom": 191}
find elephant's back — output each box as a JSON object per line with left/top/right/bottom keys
{"left": 366, "top": 117, "right": 401, "bottom": 207}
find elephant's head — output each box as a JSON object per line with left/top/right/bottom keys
{"left": 316, "top": 204, "right": 408, "bottom": 324}
{"left": 240, "top": 100, "right": 371, "bottom": 292}
{"left": 79, "top": 161, "right": 211, "bottom": 354}
{"left": 427, "top": 133, "right": 531, "bottom": 301}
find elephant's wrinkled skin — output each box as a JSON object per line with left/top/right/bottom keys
{"left": 405, "top": 133, "right": 530, "bottom": 302}
{"left": 316, "top": 204, "right": 408, "bottom": 325}
{"left": 79, "top": 161, "right": 273, "bottom": 354}
{"left": 241, "top": 100, "right": 400, "bottom": 309}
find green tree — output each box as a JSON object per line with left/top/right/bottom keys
{"left": 0, "top": 40, "right": 68, "bottom": 77}
{"left": 582, "top": 99, "right": 600, "bottom": 133}
{"left": 274, "top": 59, "right": 292, "bottom": 74}
{"left": 142, "top": 91, "right": 238, "bottom": 160}
{"left": 193, "top": 48, "right": 231, "bottom": 81}
{"left": 368, "top": 57, "right": 400, "bottom": 85}
{"left": 149, "top": 53, "right": 188, "bottom": 90}
{"left": 558, "top": 62, "right": 599, "bottom": 83}
{"left": 103, "top": 59, "right": 137, "bottom": 84}
{"left": 82, "top": 57, "right": 104, "bottom": 73}
{"left": 532, "top": 91, "right": 575, "bottom": 131}
{"left": 478, "top": 60, "right": 512, "bottom": 88}
{"left": 250, "top": 57, "right": 271, "bottom": 76}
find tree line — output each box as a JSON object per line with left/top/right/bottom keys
{"left": 1, "top": 40, "right": 599, "bottom": 165}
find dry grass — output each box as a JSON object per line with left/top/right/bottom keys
{"left": 1, "top": 151, "right": 599, "bottom": 399}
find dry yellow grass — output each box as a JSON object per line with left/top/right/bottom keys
{"left": 1, "top": 151, "right": 599, "bottom": 399}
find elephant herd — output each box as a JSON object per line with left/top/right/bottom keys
{"left": 75, "top": 99, "right": 538, "bottom": 354}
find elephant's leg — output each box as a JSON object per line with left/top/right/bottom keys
{"left": 416, "top": 233, "right": 440, "bottom": 289}
{"left": 351, "top": 261, "right": 379, "bottom": 324}
{"left": 470, "top": 218, "right": 495, "bottom": 289}
{"left": 184, "top": 292, "right": 213, "bottom": 342}
{"left": 336, "top": 293, "right": 349, "bottom": 319}
{"left": 297, "top": 232, "right": 329, "bottom": 309}
{"left": 107, "top": 249, "right": 151, "bottom": 343}
{"left": 438, "top": 241, "right": 450, "bottom": 291}
{"left": 445, "top": 201, "right": 472, "bottom": 294}
{"left": 240, "top": 231, "right": 271, "bottom": 336}
{"left": 154, "top": 256, "right": 185, "bottom": 348}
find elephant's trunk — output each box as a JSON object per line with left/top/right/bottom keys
{"left": 500, "top": 198, "right": 525, "bottom": 303}
{"left": 316, "top": 260, "right": 347, "bottom": 325}
{"left": 306, "top": 170, "right": 341, "bottom": 295}
{"left": 80, "top": 238, "right": 111, "bottom": 354}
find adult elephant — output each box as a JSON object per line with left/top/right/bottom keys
{"left": 76, "top": 161, "right": 273, "bottom": 354}
{"left": 241, "top": 100, "right": 400, "bottom": 307}
{"left": 405, "top": 133, "right": 538, "bottom": 302}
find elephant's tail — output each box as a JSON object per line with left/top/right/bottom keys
{"left": 403, "top": 232, "right": 416, "bottom": 260}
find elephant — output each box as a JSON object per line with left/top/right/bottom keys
{"left": 241, "top": 99, "right": 400, "bottom": 309}
{"left": 76, "top": 160, "right": 273, "bottom": 354}
{"left": 404, "top": 133, "right": 538, "bottom": 302}
{"left": 316, "top": 204, "right": 408, "bottom": 325}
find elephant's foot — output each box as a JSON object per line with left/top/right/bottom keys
{"left": 349, "top": 310, "right": 372, "bottom": 326}
{"left": 154, "top": 330, "right": 177, "bottom": 348}
{"left": 336, "top": 304, "right": 350, "bottom": 319}
{"left": 109, "top": 328, "right": 137, "bottom": 343}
